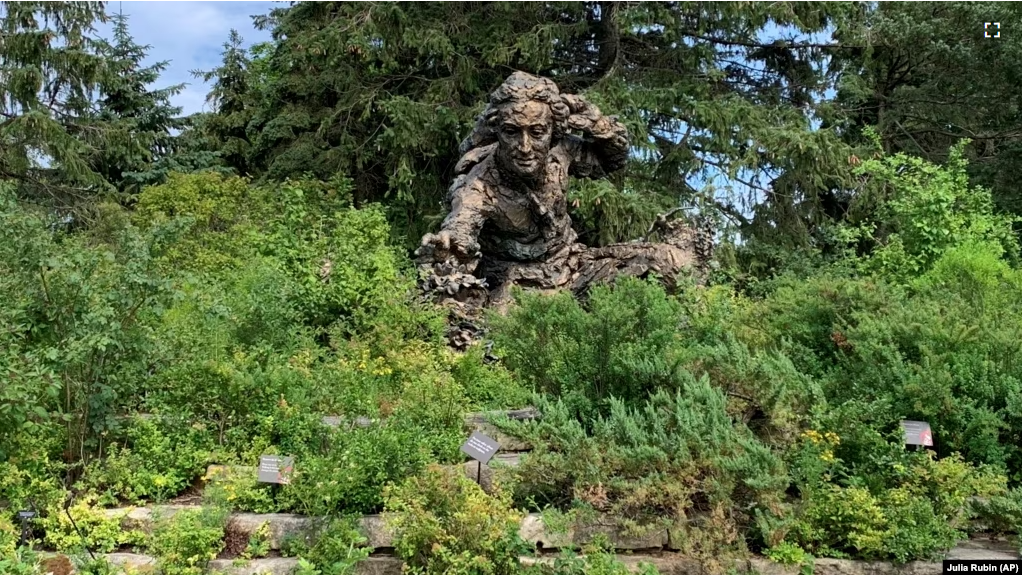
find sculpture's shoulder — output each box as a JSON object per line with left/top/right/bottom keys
{"left": 454, "top": 143, "right": 497, "bottom": 176}
{"left": 446, "top": 150, "right": 497, "bottom": 209}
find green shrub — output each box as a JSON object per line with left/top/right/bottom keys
{"left": 504, "top": 375, "right": 787, "bottom": 558}
{"left": 242, "top": 521, "right": 271, "bottom": 560}
{"left": 0, "top": 547, "right": 45, "bottom": 575}
{"left": 384, "top": 465, "right": 530, "bottom": 575}
{"left": 970, "top": 488, "right": 1022, "bottom": 542}
{"left": 147, "top": 506, "right": 229, "bottom": 575}
{"left": 491, "top": 277, "right": 687, "bottom": 420}
{"left": 77, "top": 418, "right": 213, "bottom": 505}
{"left": 789, "top": 452, "right": 1005, "bottom": 562}
{"left": 202, "top": 465, "right": 280, "bottom": 514}
{"left": 279, "top": 424, "right": 434, "bottom": 516}
{"left": 299, "top": 516, "right": 371, "bottom": 575}
{"left": 38, "top": 496, "right": 145, "bottom": 553}
{"left": 0, "top": 515, "right": 16, "bottom": 560}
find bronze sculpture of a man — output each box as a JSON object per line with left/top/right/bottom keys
{"left": 416, "top": 72, "right": 708, "bottom": 336}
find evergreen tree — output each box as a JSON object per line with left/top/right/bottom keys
{"left": 0, "top": 1, "right": 113, "bottom": 211}
{"left": 229, "top": 2, "right": 853, "bottom": 247}
{"left": 828, "top": 2, "right": 1021, "bottom": 216}
{"left": 189, "top": 29, "right": 256, "bottom": 176}
{"left": 90, "top": 11, "right": 188, "bottom": 198}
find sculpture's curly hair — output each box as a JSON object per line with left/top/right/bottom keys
{"left": 458, "top": 72, "right": 569, "bottom": 156}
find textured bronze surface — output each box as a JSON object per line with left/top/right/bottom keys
{"left": 415, "top": 72, "right": 709, "bottom": 346}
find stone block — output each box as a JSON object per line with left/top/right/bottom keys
{"left": 358, "top": 515, "right": 393, "bottom": 549}
{"left": 355, "top": 556, "right": 404, "bottom": 575}
{"left": 102, "top": 505, "right": 192, "bottom": 532}
{"left": 209, "top": 557, "right": 300, "bottom": 575}
{"left": 227, "top": 513, "right": 325, "bottom": 551}
{"left": 518, "top": 513, "right": 667, "bottom": 551}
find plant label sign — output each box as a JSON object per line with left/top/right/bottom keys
{"left": 16, "top": 511, "right": 36, "bottom": 520}
{"left": 257, "top": 455, "right": 294, "bottom": 484}
{"left": 901, "top": 420, "right": 933, "bottom": 446}
{"left": 460, "top": 431, "right": 500, "bottom": 465}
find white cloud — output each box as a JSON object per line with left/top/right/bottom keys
{"left": 97, "top": 1, "right": 275, "bottom": 115}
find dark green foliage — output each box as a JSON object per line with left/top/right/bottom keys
{"left": 491, "top": 277, "right": 686, "bottom": 420}
{"left": 198, "top": 2, "right": 857, "bottom": 246}
{"left": 827, "top": 2, "right": 1023, "bottom": 216}
{"left": 89, "top": 12, "right": 188, "bottom": 197}
{"left": 0, "top": 2, "right": 112, "bottom": 209}
{"left": 504, "top": 378, "right": 787, "bottom": 557}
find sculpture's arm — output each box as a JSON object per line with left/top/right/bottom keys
{"left": 562, "top": 94, "right": 630, "bottom": 178}
{"left": 416, "top": 177, "right": 488, "bottom": 264}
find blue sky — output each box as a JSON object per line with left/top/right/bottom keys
{"left": 96, "top": 1, "right": 274, "bottom": 115}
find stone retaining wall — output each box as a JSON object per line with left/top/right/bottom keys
{"left": 63, "top": 542, "right": 1023, "bottom": 575}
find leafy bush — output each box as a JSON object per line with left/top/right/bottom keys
{"left": 491, "top": 277, "right": 687, "bottom": 420}
{"left": 0, "top": 547, "right": 45, "bottom": 575}
{"left": 38, "top": 495, "right": 145, "bottom": 553}
{"left": 970, "top": 488, "right": 1022, "bottom": 542}
{"left": 0, "top": 515, "right": 16, "bottom": 560}
{"left": 202, "top": 465, "right": 280, "bottom": 514}
{"left": 279, "top": 424, "right": 434, "bottom": 516}
{"left": 0, "top": 189, "right": 173, "bottom": 469}
{"left": 789, "top": 451, "right": 1005, "bottom": 562}
{"left": 385, "top": 465, "right": 530, "bottom": 575}
{"left": 77, "top": 418, "right": 213, "bottom": 505}
{"left": 242, "top": 521, "right": 271, "bottom": 560}
{"left": 299, "top": 516, "right": 371, "bottom": 575}
{"left": 848, "top": 139, "right": 1019, "bottom": 280}
{"left": 147, "top": 506, "right": 229, "bottom": 575}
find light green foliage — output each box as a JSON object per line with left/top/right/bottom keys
{"left": 764, "top": 541, "right": 812, "bottom": 567}
{"left": 38, "top": 496, "right": 144, "bottom": 553}
{"left": 77, "top": 418, "right": 212, "bottom": 505}
{"left": 298, "top": 517, "right": 370, "bottom": 575}
{"left": 134, "top": 172, "right": 258, "bottom": 274}
{"left": 741, "top": 246, "right": 1020, "bottom": 481}
{"left": 278, "top": 424, "right": 436, "bottom": 517}
{"left": 202, "top": 466, "right": 279, "bottom": 514}
{"left": 970, "top": 488, "right": 1022, "bottom": 543}
{"left": 385, "top": 465, "right": 529, "bottom": 575}
{"left": 0, "top": 515, "right": 16, "bottom": 560}
{"left": 71, "top": 556, "right": 122, "bottom": 575}
{"left": 0, "top": 185, "right": 174, "bottom": 470}
{"left": 0, "top": 431, "right": 65, "bottom": 512}
{"left": 449, "top": 346, "right": 531, "bottom": 410}
{"left": 789, "top": 449, "right": 1005, "bottom": 562}
{"left": 147, "top": 506, "right": 229, "bottom": 575}
{"left": 847, "top": 141, "right": 1019, "bottom": 280}
{"left": 242, "top": 522, "right": 271, "bottom": 560}
{"left": 0, "top": 547, "right": 46, "bottom": 575}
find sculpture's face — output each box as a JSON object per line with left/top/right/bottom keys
{"left": 495, "top": 100, "right": 553, "bottom": 181}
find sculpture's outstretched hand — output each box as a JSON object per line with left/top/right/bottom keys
{"left": 415, "top": 230, "right": 480, "bottom": 265}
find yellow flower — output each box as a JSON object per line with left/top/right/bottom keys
{"left": 820, "top": 450, "right": 835, "bottom": 462}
